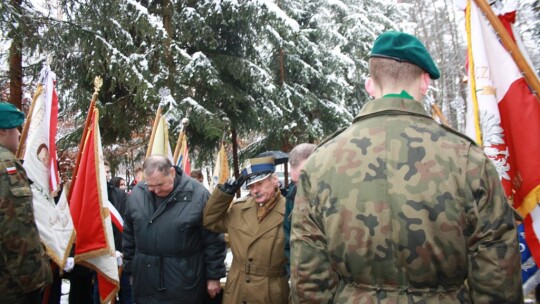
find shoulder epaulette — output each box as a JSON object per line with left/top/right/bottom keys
{"left": 354, "top": 109, "right": 478, "bottom": 147}
{"left": 317, "top": 126, "right": 348, "bottom": 148}
{"left": 439, "top": 123, "right": 478, "bottom": 146}
{"left": 232, "top": 195, "right": 250, "bottom": 204}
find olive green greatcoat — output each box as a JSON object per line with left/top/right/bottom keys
{"left": 203, "top": 188, "right": 289, "bottom": 304}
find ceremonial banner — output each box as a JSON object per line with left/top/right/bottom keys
{"left": 69, "top": 109, "right": 119, "bottom": 303}
{"left": 519, "top": 223, "right": 540, "bottom": 294}
{"left": 22, "top": 66, "right": 74, "bottom": 268}
{"left": 149, "top": 116, "right": 174, "bottom": 162}
{"left": 210, "top": 143, "right": 229, "bottom": 191}
{"left": 176, "top": 134, "right": 191, "bottom": 175}
{"left": 462, "top": 0, "right": 540, "bottom": 294}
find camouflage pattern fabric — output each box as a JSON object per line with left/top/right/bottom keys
{"left": 0, "top": 145, "right": 52, "bottom": 301}
{"left": 290, "top": 97, "right": 523, "bottom": 303}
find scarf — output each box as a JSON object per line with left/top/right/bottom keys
{"left": 256, "top": 188, "right": 280, "bottom": 223}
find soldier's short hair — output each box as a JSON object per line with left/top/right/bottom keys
{"left": 369, "top": 57, "right": 424, "bottom": 90}
{"left": 143, "top": 155, "right": 173, "bottom": 176}
{"left": 289, "top": 143, "right": 316, "bottom": 168}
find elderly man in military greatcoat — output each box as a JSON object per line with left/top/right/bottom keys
{"left": 203, "top": 156, "right": 289, "bottom": 304}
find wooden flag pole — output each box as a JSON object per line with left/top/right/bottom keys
{"left": 145, "top": 105, "right": 162, "bottom": 159}
{"left": 473, "top": 0, "right": 540, "bottom": 102}
{"left": 15, "top": 84, "right": 43, "bottom": 159}
{"left": 431, "top": 103, "right": 450, "bottom": 127}
{"left": 173, "top": 118, "right": 189, "bottom": 164}
{"left": 67, "top": 76, "right": 102, "bottom": 201}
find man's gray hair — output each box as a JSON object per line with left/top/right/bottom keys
{"left": 143, "top": 155, "right": 173, "bottom": 175}
{"left": 289, "top": 143, "right": 316, "bottom": 168}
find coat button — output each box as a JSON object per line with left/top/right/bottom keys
{"left": 242, "top": 300, "right": 247, "bottom": 304}
{"left": 245, "top": 277, "right": 250, "bottom": 283}
{"left": 248, "top": 257, "right": 253, "bottom": 262}
{"left": 149, "top": 220, "right": 153, "bottom": 224}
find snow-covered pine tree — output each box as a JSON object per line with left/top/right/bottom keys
{"left": 266, "top": 0, "right": 404, "bottom": 149}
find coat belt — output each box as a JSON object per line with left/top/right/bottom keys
{"left": 342, "top": 279, "right": 464, "bottom": 294}
{"left": 231, "top": 260, "right": 285, "bottom": 277}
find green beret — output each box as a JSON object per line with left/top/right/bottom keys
{"left": 0, "top": 102, "right": 25, "bottom": 129}
{"left": 370, "top": 31, "right": 440, "bottom": 80}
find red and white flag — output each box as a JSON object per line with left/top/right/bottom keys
{"left": 22, "top": 66, "right": 74, "bottom": 268}
{"left": 69, "top": 108, "right": 119, "bottom": 303}
{"left": 461, "top": 0, "right": 540, "bottom": 291}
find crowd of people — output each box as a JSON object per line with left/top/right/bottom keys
{"left": 0, "top": 30, "right": 526, "bottom": 304}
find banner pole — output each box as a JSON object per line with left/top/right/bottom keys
{"left": 67, "top": 77, "right": 102, "bottom": 201}
{"left": 473, "top": 0, "right": 540, "bottom": 102}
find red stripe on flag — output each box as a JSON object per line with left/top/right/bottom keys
{"left": 69, "top": 116, "right": 108, "bottom": 254}
{"left": 49, "top": 83, "right": 60, "bottom": 191}
{"left": 107, "top": 200, "right": 124, "bottom": 233}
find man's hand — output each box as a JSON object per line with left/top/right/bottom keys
{"left": 115, "top": 250, "right": 123, "bottom": 267}
{"left": 207, "top": 279, "right": 221, "bottom": 299}
{"left": 218, "top": 175, "right": 247, "bottom": 195}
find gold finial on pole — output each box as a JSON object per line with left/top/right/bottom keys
{"left": 94, "top": 76, "right": 103, "bottom": 95}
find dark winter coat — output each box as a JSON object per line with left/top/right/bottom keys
{"left": 123, "top": 167, "right": 226, "bottom": 304}
{"left": 107, "top": 182, "right": 126, "bottom": 251}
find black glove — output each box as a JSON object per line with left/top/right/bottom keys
{"left": 219, "top": 175, "right": 247, "bottom": 195}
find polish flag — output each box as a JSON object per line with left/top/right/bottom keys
{"left": 69, "top": 108, "right": 119, "bottom": 303}
{"left": 462, "top": 0, "right": 540, "bottom": 293}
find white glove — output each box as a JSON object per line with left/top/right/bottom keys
{"left": 64, "top": 257, "right": 75, "bottom": 272}
{"left": 115, "top": 251, "right": 123, "bottom": 267}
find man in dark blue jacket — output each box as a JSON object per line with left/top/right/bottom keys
{"left": 123, "top": 155, "right": 226, "bottom": 303}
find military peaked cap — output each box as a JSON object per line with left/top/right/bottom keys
{"left": 241, "top": 156, "right": 275, "bottom": 186}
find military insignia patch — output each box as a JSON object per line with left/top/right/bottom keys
{"left": 6, "top": 166, "right": 16, "bottom": 175}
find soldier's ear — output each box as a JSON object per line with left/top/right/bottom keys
{"left": 365, "top": 77, "right": 376, "bottom": 98}
{"left": 419, "top": 73, "right": 430, "bottom": 96}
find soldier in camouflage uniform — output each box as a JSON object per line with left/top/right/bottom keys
{"left": 0, "top": 102, "right": 52, "bottom": 303}
{"left": 290, "top": 31, "right": 523, "bottom": 303}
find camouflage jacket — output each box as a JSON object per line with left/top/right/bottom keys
{"left": 0, "top": 145, "right": 52, "bottom": 301}
{"left": 290, "top": 97, "right": 523, "bottom": 303}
